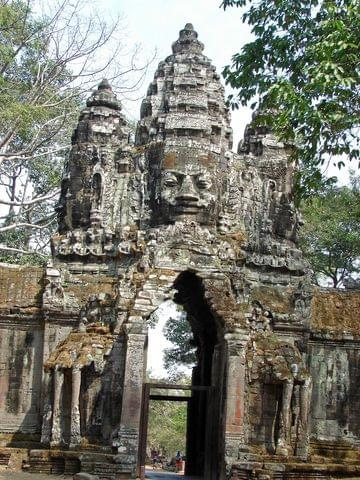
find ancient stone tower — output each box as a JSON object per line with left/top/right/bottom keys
{"left": 1, "top": 23, "right": 360, "bottom": 480}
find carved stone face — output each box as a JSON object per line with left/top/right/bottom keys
{"left": 158, "top": 161, "right": 217, "bottom": 224}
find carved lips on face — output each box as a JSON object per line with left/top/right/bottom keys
{"left": 159, "top": 167, "right": 217, "bottom": 224}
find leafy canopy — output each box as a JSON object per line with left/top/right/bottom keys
{"left": 0, "top": 0, "right": 78, "bottom": 158}
{"left": 163, "top": 311, "right": 197, "bottom": 374}
{"left": 147, "top": 399, "right": 187, "bottom": 457}
{"left": 0, "top": 0, "right": 79, "bottom": 263}
{"left": 299, "top": 173, "right": 360, "bottom": 288}
{"left": 222, "top": 0, "right": 360, "bottom": 194}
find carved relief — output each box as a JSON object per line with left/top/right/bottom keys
{"left": 246, "top": 302, "right": 311, "bottom": 457}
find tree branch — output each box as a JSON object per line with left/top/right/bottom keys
{"left": 0, "top": 189, "right": 60, "bottom": 207}
{"left": 0, "top": 245, "right": 47, "bottom": 257}
{"left": 0, "top": 217, "right": 56, "bottom": 233}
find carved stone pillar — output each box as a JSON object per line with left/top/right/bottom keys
{"left": 70, "top": 366, "right": 82, "bottom": 447}
{"left": 51, "top": 367, "right": 64, "bottom": 446}
{"left": 295, "top": 377, "right": 312, "bottom": 458}
{"left": 276, "top": 380, "right": 294, "bottom": 456}
{"left": 113, "top": 325, "right": 147, "bottom": 475}
{"left": 40, "top": 371, "right": 53, "bottom": 445}
{"left": 224, "top": 332, "right": 249, "bottom": 464}
{"left": 40, "top": 319, "right": 55, "bottom": 445}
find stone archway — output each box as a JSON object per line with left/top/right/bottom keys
{"left": 127, "top": 271, "right": 227, "bottom": 480}
{"left": 171, "top": 271, "right": 227, "bottom": 478}
{"left": 113, "top": 267, "right": 247, "bottom": 480}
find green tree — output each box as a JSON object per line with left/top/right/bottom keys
{"left": 222, "top": 0, "right": 360, "bottom": 196}
{"left": 148, "top": 302, "right": 196, "bottom": 377}
{"left": 0, "top": 0, "right": 151, "bottom": 262}
{"left": 146, "top": 373, "right": 190, "bottom": 458}
{"left": 299, "top": 174, "right": 360, "bottom": 288}
{"left": 147, "top": 399, "right": 187, "bottom": 459}
{"left": 163, "top": 311, "right": 197, "bottom": 374}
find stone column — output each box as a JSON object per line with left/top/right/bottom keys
{"left": 224, "top": 333, "right": 249, "bottom": 464}
{"left": 51, "top": 367, "right": 64, "bottom": 446}
{"left": 276, "top": 380, "right": 294, "bottom": 456}
{"left": 295, "top": 376, "right": 312, "bottom": 458}
{"left": 70, "top": 366, "right": 82, "bottom": 447}
{"left": 40, "top": 319, "right": 54, "bottom": 445}
{"left": 40, "top": 371, "right": 53, "bottom": 445}
{"left": 113, "top": 323, "right": 147, "bottom": 475}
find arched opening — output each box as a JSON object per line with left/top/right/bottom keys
{"left": 140, "top": 271, "right": 226, "bottom": 480}
{"left": 174, "top": 271, "right": 225, "bottom": 478}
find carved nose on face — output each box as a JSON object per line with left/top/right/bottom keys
{"left": 175, "top": 176, "right": 199, "bottom": 203}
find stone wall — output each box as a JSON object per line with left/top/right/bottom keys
{"left": 0, "top": 263, "right": 44, "bottom": 311}
{"left": 0, "top": 264, "right": 45, "bottom": 435}
{"left": 309, "top": 340, "right": 360, "bottom": 444}
{"left": 309, "top": 288, "right": 360, "bottom": 449}
{"left": 311, "top": 288, "right": 360, "bottom": 337}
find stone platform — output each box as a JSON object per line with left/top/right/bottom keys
{"left": 231, "top": 446, "right": 360, "bottom": 480}
{"left": 2, "top": 443, "right": 360, "bottom": 480}
{"left": 0, "top": 446, "right": 132, "bottom": 479}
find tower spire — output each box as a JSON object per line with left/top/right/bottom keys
{"left": 136, "top": 23, "right": 233, "bottom": 227}
{"left": 52, "top": 79, "right": 131, "bottom": 259}
{"left": 171, "top": 23, "right": 204, "bottom": 54}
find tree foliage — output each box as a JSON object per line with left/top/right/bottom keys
{"left": 147, "top": 399, "right": 187, "bottom": 458}
{"left": 0, "top": 0, "right": 151, "bottom": 262}
{"left": 163, "top": 311, "right": 197, "bottom": 374}
{"left": 222, "top": 0, "right": 360, "bottom": 195}
{"left": 299, "top": 173, "right": 360, "bottom": 288}
{"left": 146, "top": 373, "right": 189, "bottom": 458}
{"left": 148, "top": 301, "right": 196, "bottom": 377}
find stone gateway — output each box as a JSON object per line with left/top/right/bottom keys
{"left": 0, "top": 24, "right": 360, "bottom": 480}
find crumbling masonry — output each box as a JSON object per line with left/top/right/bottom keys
{"left": 1, "top": 24, "right": 360, "bottom": 480}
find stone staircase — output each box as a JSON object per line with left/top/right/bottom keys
{"left": 0, "top": 452, "right": 11, "bottom": 466}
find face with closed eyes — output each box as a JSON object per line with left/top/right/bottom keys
{"left": 157, "top": 162, "right": 218, "bottom": 225}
